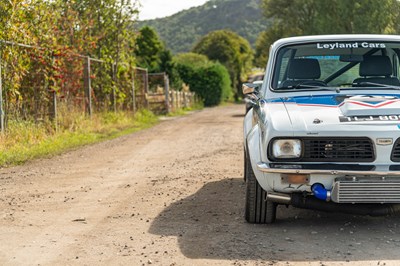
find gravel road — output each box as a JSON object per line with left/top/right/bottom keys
{"left": 1, "top": 104, "right": 400, "bottom": 266}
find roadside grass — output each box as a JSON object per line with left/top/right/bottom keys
{"left": 166, "top": 102, "right": 204, "bottom": 117}
{"left": 0, "top": 109, "right": 158, "bottom": 167}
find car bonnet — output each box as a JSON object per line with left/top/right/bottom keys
{"left": 278, "top": 94, "right": 400, "bottom": 132}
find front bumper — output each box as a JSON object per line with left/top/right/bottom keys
{"left": 257, "top": 162, "right": 400, "bottom": 176}
{"left": 257, "top": 162, "right": 400, "bottom": 203}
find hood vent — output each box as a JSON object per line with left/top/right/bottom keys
{"left": 339, "top": 95, "right": 400, "bottom": 116}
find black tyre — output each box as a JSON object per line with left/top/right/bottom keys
{"left": 243, "top": 148, "right": 247, "bottom": 181}
{"left": 244, "top": 152, "right": 277, "bottom": 224}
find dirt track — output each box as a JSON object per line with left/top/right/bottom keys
{"left": 1, "top": 104, "right": 400, "bottom": 266}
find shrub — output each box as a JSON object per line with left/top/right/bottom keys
{"left": 174, "top": 53, "right": 232, "bottom": 106}
{"left": 190, "top": 64, "right": 231, "bottom": 106}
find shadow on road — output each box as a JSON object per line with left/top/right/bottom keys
{"left": 149, "top": 178, "right": 400, "bottom": 262}
{"left": 231, "top": 114, "right": 245, "bottom": 118}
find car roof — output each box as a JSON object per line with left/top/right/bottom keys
{"left": 272, "top": 34, "right": 400, "bottom": 48}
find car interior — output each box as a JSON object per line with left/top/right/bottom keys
{"left": 274, "top": 44, "right": 400, "bottom": 89}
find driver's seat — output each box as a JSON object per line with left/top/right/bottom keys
{"left": 280, "top": 58, "right": 327, "bottom": 88}
{"left": 353, "top": 55, "right": 400, "bottom": 87}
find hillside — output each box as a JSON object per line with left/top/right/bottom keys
{"left": 138, "top": 0, "right": 269, "bottom": 54}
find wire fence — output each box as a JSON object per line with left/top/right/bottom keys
{"left": 0, "top": 40, "right": 197, "bottom": 133}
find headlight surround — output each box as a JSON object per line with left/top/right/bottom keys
{"left": 272, "top": 139, "right": 302, "bottom": 159}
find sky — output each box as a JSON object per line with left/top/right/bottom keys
{"left": 138, "top": 0, "right": 210, "bottom": 20}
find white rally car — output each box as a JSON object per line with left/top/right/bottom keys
{"left": 243, "top": 35, "right": 400, "bottom": 224}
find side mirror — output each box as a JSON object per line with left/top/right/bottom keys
{"left": 243, "top": 81, "right": 262, "bottom": 111}
{"left": 242, "top": 81, "right": 262, "bottom": 95}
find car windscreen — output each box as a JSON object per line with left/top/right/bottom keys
{"left": 271, "top": 41, "right": 400, "bottom": 91}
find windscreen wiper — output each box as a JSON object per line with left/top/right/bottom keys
{"left": 352, "top": 81, "right": 400, "bottom": 90}
{"left": 279, "top": 84, "right": 341, "bottom": 93}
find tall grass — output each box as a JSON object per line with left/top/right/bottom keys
{"left": 0, "top": 108, "right": 158, "bottom": 167}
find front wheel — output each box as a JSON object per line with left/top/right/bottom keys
{"left": 244, "top": 152, "right": 277, "bottom": 224}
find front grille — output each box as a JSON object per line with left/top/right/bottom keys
{"left": 331, "top": 177, "right": 400, "bottom": 203}
{"left": 302, "top": 137, "right": 374, "bottom": 162}
{"left": 391, "top": 138, "right": 400, "bottom": 162}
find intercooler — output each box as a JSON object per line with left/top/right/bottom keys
{"left": 331, "top": 177, "right": 400, "bottom": 203}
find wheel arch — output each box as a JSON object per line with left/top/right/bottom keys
{"left": 245, "top": 124, "right": 263, "bottom": 179}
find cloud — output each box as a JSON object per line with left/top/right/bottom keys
{"left": 139, "top": 0, "right": 209, "bottom": 20}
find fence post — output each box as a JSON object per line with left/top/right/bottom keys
{"left": 190, "top": 93, "right": 194, "bottom": 107}
{"left": 84, "top": 56, "right": 92, "bottom": 117}
{"left": 173, "top": 91, "right": 177, "bottom": 111}
{"left": 170, "top": 90, "right": 174, "bottom": 112}
{"left": 189, "top": 93, "right": 192, "bottom": 108}
{"left": 131, "top": 68, "right": 136, "bottom": 113}
{"left": 0, "top": 51, "right": 4, "bottom": 133}
{"left": 144, "top": 69, "right": 149, "bottom": 109}
{"left": 183, "top": 92, "right": 188, "bottom": 108}
{"left": 175, "top": 91, "right": 178, "bottom": 110}
{"left": 164, "top": 74, "right": 170, "bottom": 113}
{"left": 112, "top": 63, "right": 117, "bottom": 112}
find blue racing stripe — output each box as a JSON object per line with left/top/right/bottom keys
{"left": 268, "top": 94, "right": 400, "bottom": 106}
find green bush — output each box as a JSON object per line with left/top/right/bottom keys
{"left": 190, "top": 64, "right": 231, "bottom": 106}
{"left": 174, "top": 53, "right": 232, "bottom": 106}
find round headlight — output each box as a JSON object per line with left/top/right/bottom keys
{"left": 272, "top": 139, "right": 302, "bottom": 159}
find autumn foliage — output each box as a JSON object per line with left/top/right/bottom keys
{"left": 0, "top": 0, "right": 139, "bottom": 121}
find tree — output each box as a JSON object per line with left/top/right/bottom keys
{"left": 134, "top": 26, "right": 164, "bottom": 72}
{"left": 255, "top": 0, "right": 400, "bottom": 65}
{"left": 261, "top": 0, "right": 317, "bottom": 36}
{"left": 254, "top": 25, "right": 285, "bottom": 67}
{"left": 0, "top": 0, "right": 139, "bottom": 118}
{"left": 192, "top": 30, "right": 253, "bottom": 100}
{"left": 135, "top": 26, "right": 184, "bottom": 90}
{"left": 315, "top": 0, "right": 397, "bottom": 34}
{"left": 261, "top": 0, "right": 397, "bottom": 35}
{"left": 158, "top": 49, "right": 182, "bottom": 90}
{"left": 0, "top": 0, "right": 58, "bottom": 120}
